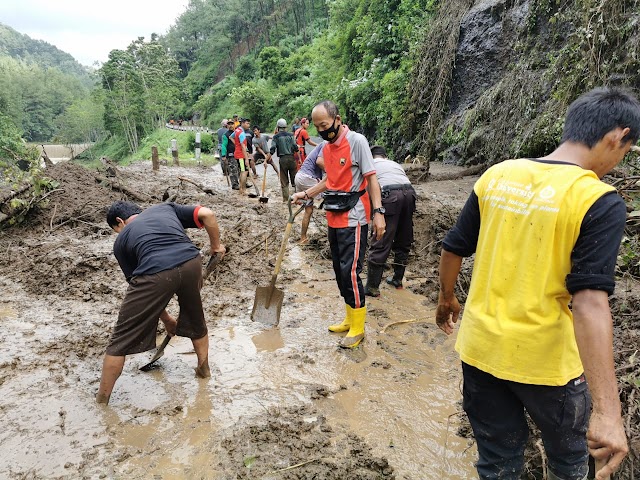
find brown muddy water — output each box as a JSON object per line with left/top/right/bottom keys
{"left": 0, "top": 160, "right": 478, "bottom": 479}
{"left": 0, "top": 271, "right": 476, "bottom": 478}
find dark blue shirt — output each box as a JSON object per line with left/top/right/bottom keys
{"left": 113, "top": 203, "right": 201, "bottom": 281}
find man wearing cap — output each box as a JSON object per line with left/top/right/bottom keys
{"left": 364, "top": 145, "right": 416, "bottom": 297}
{"left": 291, "top": 100, "right": 385, "bottom": 348}
{"left": 294, "top": 117, "right": 318, "bottom": 170}
{"left": 270, "top": 118, "right": 299, "bottom": 202}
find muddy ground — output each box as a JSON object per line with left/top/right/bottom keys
{"left": 0, "top": 159, "right": 637, "bottom": 479}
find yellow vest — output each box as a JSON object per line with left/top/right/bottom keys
{"left": 455, "top": 159, "right": 615, "bottom": 385}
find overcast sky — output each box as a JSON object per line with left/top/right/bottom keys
{"left": 0, "top": 0, "right": 190, "bottom": 66}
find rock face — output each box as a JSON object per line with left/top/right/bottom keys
{"left": 450, "top": 0, "right": 531, "bottom": 114}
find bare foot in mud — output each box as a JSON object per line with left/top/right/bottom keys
{"left": 96, "top": 393, "right": 110, "bottom": 404}
{"left": 195, "top": 363, "right": 211, "bottom": 378}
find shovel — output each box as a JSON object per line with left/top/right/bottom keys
{"left": 251, "top": 199, "right": 304, "bottom": 326}
{"left": 248, "top": 173, "right": 261, "bottom": 198}
{"left": 140, "top": 251, "right": 225, "bottom": 371}
{"left": 259, "top": 163, "right": 269, "bottom": 203}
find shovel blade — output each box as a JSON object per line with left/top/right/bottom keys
{"left": 139, "top": 335, "right": 171, "bottom": 371}
{"left": 251, "top": 286, "right": 284, "bottom": 326}
{"left": 259, "top": 196, "right": 269, "bottom": 204}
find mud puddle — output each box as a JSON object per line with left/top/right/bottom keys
{"left": 0, "top": 255, "right": 475, "bottom": 479}
{"left": 0, "top": 159, "right": 480, "bottom": 479}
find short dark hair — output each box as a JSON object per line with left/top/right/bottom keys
{"left": 106, "top": 201, "right": 142, "bottom": 228}
{"left": 314, "top": 100, "right": 339, "bottom": 119}
{"left": 253, "top": 125, "right": 261, "bottom": 132}
{"left": 561, "top": 87, "right": 640, "bottom": 148}
{"left": 371, "top": 145, "right": 387, "bottom": 158}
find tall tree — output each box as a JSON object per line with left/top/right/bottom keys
{"left": 100, "top": 39, "right": 181, "bottom": 153}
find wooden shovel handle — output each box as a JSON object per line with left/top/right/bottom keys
{"left": 261, "top": 164, "right": 268, "bottom": 196}
{"left": 595, "top": 458, "right": 611, "bottom": 480}
{"left": 268, "top": 203, "right": 305, "bottom": 288}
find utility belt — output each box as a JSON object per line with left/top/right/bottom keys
{"left": 381, "top": 183, "right": 414, "bottom": 199}
{"left": 322, "top": 189, "right": 366, "bottom": 212}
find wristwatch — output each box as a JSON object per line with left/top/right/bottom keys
{"left": 373, "top": 207, "right": 386, "bottom": 215}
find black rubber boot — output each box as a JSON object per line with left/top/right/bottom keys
{"left": 364, "top": 262, "right": 384, "bottom": 297}
{"left": 386, "top": 264, "right": 406, "bottom": 289}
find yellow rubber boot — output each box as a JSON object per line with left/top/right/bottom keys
{"left": 328, "top": 304, "right": 352, "bottom": 333}
{"left": 340, "top": 306, "right": 366, "bottom": 348}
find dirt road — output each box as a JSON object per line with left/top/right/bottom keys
{"left": 1, "top": 159, "right": 637, "bottom": 479}
{"left": 0, "top": 160, "right": 479, "bottom": 479}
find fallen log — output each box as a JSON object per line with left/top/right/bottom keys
{"left": 94, "top": 175, "right": 152, "bottom": 202}
{"left": 177, "top": 176, "right": 216, "bottom": 195}
{"left": 428, "top": 163, "right": 485, "bottom": 181}
{"left": 0, "top": 183, "right": 32, "bottom": 207}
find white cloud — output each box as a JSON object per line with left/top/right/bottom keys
{"left": 0, "top": 0, "right": 190, "bottom": 66}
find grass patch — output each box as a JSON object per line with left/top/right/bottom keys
{"left": 75, "top": 128, "right": 220, "bottom": 167}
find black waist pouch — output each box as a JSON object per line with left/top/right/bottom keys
{"left": 322, "top": 190, "right": 365, "bottom": 212}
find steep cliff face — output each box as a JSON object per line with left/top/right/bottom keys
{"left": 450, "top": 0, "right": 530, "bottom": 114}
{"left": 411, "top": 0, "right": 640, "bottom": 166}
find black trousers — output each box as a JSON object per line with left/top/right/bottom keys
{"left": 462, "top": 363, "right": 590, "bottom": 480}
{"left": 328, "top": 224, "right": 368, "bottom": 309}
{"left": 368, "top": 188, "right": 416, "bottom": 266}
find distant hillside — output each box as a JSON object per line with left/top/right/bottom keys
{"left": 0, "top": 23, "right": 91, "bottom": 85}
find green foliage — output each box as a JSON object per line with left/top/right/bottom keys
{"left": 236, "top": 57, "right": 255, "bottom": 82}
{"left": 0, "top": 23, "right": 92, "bottom": 82}
{"left": 55, "top": 89, "right": 107, "bottom": 144}
{"left": 618, "top": 235, "right": 640, "bottom": 279}
{"left": 186, "top": 131, "right": 214, "bottom": 153}
{"left": 0, "top": 23, "right": 95, "bottom": 143}
{"left": 230, "top": 80, "right": 272, "bottom": 127}
{"left": 0, "top": 56, "right": 92, "bottom": 142}
{"left": 100, "top": 38, "right": 181, "bottom": 153}
{"left": 0, "top": 111, "right": 40, "bottom": 184}
{"left": 258, "top": 47, "right": 284, "bottom": 81}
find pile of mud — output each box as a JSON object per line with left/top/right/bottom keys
{"left": 211, "top": 405, "right": 394, "bottom": 479}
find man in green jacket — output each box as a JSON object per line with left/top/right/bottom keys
{"left": 270, "top": 118, "right": 299, "bottom": 201}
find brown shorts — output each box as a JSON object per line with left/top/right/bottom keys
{"left": 106, "top": 255, "right": 207, "bottom": 356}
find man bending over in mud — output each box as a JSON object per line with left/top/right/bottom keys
{"left": 96, "top": 201, "right": 225, "bottom": 404}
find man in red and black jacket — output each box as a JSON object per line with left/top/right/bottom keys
{"left": 292, "top": 100, "right": 385, "bottom": 348}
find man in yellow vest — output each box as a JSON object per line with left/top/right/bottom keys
{"left": 436, "top": 87, "right": 640, "bottom": 480}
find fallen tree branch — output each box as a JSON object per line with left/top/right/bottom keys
{"left": 428, "top": 163, "right": 485, "bottom": 182}
{"left": 177, "top": 176, "right": 216, "bottom": 195}
{"left": 269, "top": 458, "right": 322, "bottom": 474}
{"left": 94, "top": 175, "right": 152, "bottom": 202}
{"left": 238, "top": 228, "right": 277, "bottom": 256}
{"left": 0, "top": 183, "right": 32, "bottom": 206}
{"left": 41, "top": 146, "right": 54, "bottom": 168}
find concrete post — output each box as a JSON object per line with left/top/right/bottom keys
{"left": 195, "top": 132, "right": 201, "bottom": 166}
